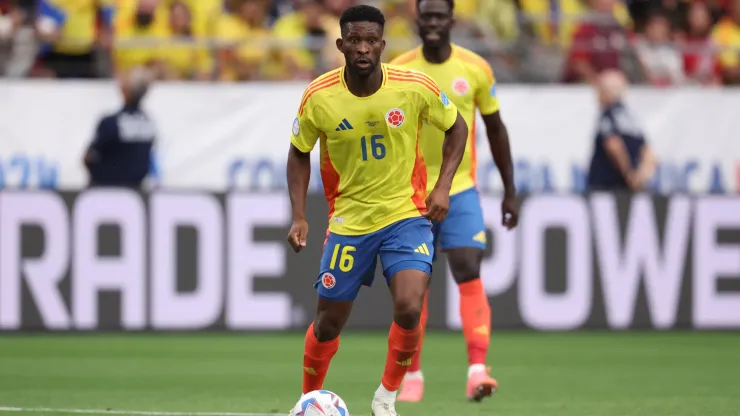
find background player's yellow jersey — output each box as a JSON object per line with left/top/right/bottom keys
{"left": 391, "top": 44, "right": 500, "bottom": 196}
{"left": 291, "top": 64, "right": 459, "bottom": 236}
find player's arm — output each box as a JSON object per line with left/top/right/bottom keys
{"left": 476, "top": 63, "right": 518, "bottom": 228}
{"left": 478, "top": 77, "right": 515, "bottom": 198}
{"left": 635, "top": 145, "right": 657, "bottom": 188}
{"left": 437, "top": 111, "right": 468, "bottom": 192}
{"left": 286, "top": 103, "right": 320, "bottom": 252}
{"left": 287, "top": 143, "right": 312, "bottom": 220}
{"left": 598, "top": 117, "right": 638, "bottom": 190}
{"left": 422, "top": 81, "right": 468, "bottom": 191}
{"left": 422, "top": 83, "right": 468, "bottom": 221}
{"left": 481, "top": 112, "right": 514, "bottom": 194}
{"left": 83, "top": 116, "right": 115, "bottom": 168}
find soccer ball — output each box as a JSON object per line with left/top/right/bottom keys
{"left": 290, "top": 390, "right": 349, "bottom": 416}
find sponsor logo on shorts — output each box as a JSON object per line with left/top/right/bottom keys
{"left": 414, "top": 243, "right": 431, "bottom": 256}
{"left": 473, "top": 230, "right": 487, "bottom": 244}
{"left": 321, "top": 272, "right": 336, "bottom": 289}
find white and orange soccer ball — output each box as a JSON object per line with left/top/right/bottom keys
{"left": 290, "top": 390, "right": 349, "bottom": 416}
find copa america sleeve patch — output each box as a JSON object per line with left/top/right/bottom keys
{"left": 441, "top": 91, "right": 450, "bottom": 106}
{"left": 292, "top": 118, "right": 300, "bottom": 136}
{"left": 490, "top": 85, "right": 497, "bottom": 97}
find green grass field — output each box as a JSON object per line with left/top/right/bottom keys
{"left": 0, "top": 332, "right": 738, "bottom": 416}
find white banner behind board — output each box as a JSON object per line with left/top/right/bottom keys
{"left": 1, "top": 82, "right": 737, "bottom": 193}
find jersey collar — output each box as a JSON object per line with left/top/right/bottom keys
{"left": 339, "top": 63, "right": 389, "bottom": 92}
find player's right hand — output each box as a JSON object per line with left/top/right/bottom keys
{"left": 425, "top": 187, "right": 450, "bottom": 222}
{"left": 287, "top": 219, "right": 309, "bottom": 253}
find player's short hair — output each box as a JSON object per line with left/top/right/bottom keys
{"left": 339, "top": 4, "right": 385, "bottom": 33}
{"left": 416, "top": 0, "right": 455, "bottom": 13}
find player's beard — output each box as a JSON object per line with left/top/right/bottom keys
{"left": 348, "top": 59, "right": 376, "bottom": 78}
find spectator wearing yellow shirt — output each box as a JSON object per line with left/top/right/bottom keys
{"left": 271, "top": 0, "right": 342, "bottom": 80}
{"left": 35, "top": 0, "right": 115, "bottom": 78}
{"left": 476, "top": 0, "right": 519, "bottom": 43}
{"left": 155, "top": 0, "right": 213, "bottom": 80}
{"left": 114, "top": 0, "right": 168, "bottom": 73}
{"left": 382, "top": 0, "right": 416, "bottom": 61}
{"left": 178, "top": 0, "right": 222, "bottom": 38}
{"left": 216, "top": 0, "right": 271, "bottom": 81}
{"left": 712, "top": 0, "right": 740, "bottom": 84}
{"left": 519, "top": 0, "right": 630, "bottom": 47}
{"left": 323, "top": 0, "right": 353, "bottom": 17}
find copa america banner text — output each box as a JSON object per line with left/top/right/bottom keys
{"left": 0, "top": 82, "right": 738, "bottom": 193}
{"left": 0, "top": 190, "right": 738, "bottom": 332}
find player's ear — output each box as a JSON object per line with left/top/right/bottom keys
{"left": 381, "top": 39, "right": 386, "bottom": 54}
{"left": 336, "top": 38, "right": 343, "bottom": 53}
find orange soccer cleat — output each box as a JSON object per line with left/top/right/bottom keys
{"left": 397, "top": 375, "right": 424, "bottom": 402}
{"left": 466, "top": 366, "right": 498, "bottom": 402}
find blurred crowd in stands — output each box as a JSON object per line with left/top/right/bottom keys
{"left": 0, "top": 0, "right": 738, "bottom": 85}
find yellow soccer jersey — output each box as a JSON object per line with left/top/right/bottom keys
{"left": 290, "top": 64, "right": 459, "bottom": 236}
{"left": 44, "top": 0, "right": 108, "bottom": 54}
{"left": 391, "top": 44, "right": 500, "bottom": 195}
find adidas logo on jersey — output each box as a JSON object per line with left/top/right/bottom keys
{"left": 335, "top": 119, "right": 353, "bottom": 131}
{"left": 414, "top": 243, "right": 431, "bottom": 256}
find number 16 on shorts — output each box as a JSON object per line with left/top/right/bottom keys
{"left": 330, "top": 244, "right": 355, "bottom": 272}
{"left": 315, "top": 236, "right": 377, "bottom": 301}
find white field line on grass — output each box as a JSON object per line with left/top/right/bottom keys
{"left": 0, "top": 407, "right": 277, "bottom": 416}
{"left": 0, "top": 406, "right": 370, "bottom": 416}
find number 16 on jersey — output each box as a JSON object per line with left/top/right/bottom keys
{"left": 360, "top": 134, "right": 386, "bottom": 161}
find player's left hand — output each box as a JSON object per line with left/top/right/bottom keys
{"left": 425, "top": 187, "right": 450, "bottom": 222}
{"left": 287, "top": 219, "right": 309, "bottom": 253}
{"left": 501, "top": 194, "right": 519, "bottom": 230}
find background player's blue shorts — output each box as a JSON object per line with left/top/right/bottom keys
{"left": 314, "top": 217, "right": 434, "bottom": 301}
{"left": 431, "top": 187, "right": 487, "bottom": 260}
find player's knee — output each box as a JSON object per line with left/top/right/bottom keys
{"left": 392, "top": 295, "right": 424, "bottom": 330}
{"left": 448, "top": 249, "right": 483, "bottom": 284}
{"left": 312, "top": 317, "right": 342, "bottom": 342}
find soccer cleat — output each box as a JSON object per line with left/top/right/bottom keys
{"left": 371, "top": 397, "right": 400, "bottom": 416}
{"left": 466, "top": 367, "right": 498, "bottom": 402}
{"left": 397, "top": 377, "right": 424, "bottom": 402}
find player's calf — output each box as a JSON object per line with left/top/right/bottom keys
{"left": 375, "top": 269, "right": 428, "bottom": 407}
{"left": 302, "top": 298, "right": 353, "bottom": 393}
{"left": 447, "top": 247, "right": 483, "bottom": 284}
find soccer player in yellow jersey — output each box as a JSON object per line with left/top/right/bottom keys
{"left": 286, "top": 5, "right": 468, "bottom": 415}
{"left": 391, "top": 0, "right": 518, "bottom": 403}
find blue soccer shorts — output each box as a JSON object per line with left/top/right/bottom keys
{"left": 314, "top": 217, "right": 434, "bottom": 301}
{"left": 431, "top": 187, "right": 487, "bottom": 260}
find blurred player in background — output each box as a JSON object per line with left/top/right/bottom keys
{"left": 587, "top": 69, "right": 657, "bottom": 192}
{"left": 391, "top": 0, "right": 518, "bottom": 403}
{"left": 83, "top": 66, "right": 157, "bottom": 188}
{"left": 286, "top": 5, "right": 468, "bottom": 415}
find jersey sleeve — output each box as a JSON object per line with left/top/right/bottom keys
{"left": 474, "top": 60, "right": 501, "bottom": 115}
{"left": 420, "top": 82, "right": 458, "bottom": 132}
{"left": 89, "top": 116, "right": 117, "bottom": 152}
{"left": 290, "top": 93, "right": 321, "bottom": 153}
{"left": 597, "top": 113, "right": 617, "bottom": 142}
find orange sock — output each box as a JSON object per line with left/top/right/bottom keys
{"left": 302, "top": 323, "right": 339, "bottom": 393}
{"left": 459, "top": 279, "right": 491, "bottom": 366}
{"left": 381, "top": 322, "right": 421, "bottom": 391}
{"left": 408, "top": 290, "right": 428, "bottom": 373}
